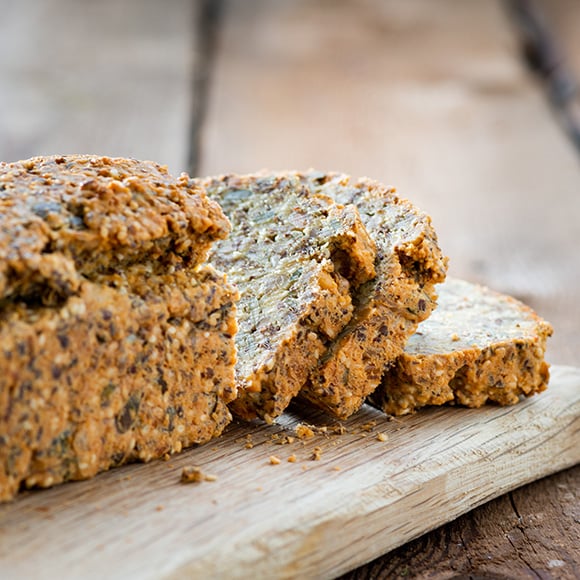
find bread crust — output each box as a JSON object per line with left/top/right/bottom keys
{"left": 369, "top": 278, "right": 553, "bottom": 415}
{"left": 0, "top": 155, "right": 230, "bottom": 307}
{"left": 0, "top": 156, "right": 237, "bottom": 501}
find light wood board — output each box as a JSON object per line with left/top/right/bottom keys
{"left": 0, "top": 365, "right": 578, "bottom": 580}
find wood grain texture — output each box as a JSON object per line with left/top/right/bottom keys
{"left": 0, "top": 365, "right": 578, "bottom": 580}
{"left": 340, "top": 465, "right": 580, "bottom": 579}
{"left": 200, "top": 0, "right": 580, "bottom": 366}
{"left": 0, "top": 0, "right": 195, "bottom": 174}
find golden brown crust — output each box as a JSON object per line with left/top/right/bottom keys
{"left": 294, "top": 172, "right": 448, "bottom": 419}
{"left": 202, "top": 173, "right": 377, "bottom": 422}
{"left": 369, "top": 278, "right": 553, "bottom": 415}
{"left": 0, "top": 264, "right": 238, "bottom": 502}
{"left": 0, "top": 155, "right": 230, "bottom": 306}
{"left": 0, "top": 156, "right": 237, "bottom": 502}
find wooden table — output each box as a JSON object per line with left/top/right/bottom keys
{"left": 1, "top": 1, "right": 578, "bottom": 577}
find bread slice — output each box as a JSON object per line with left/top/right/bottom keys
{"left": 0, "top": 156, "right": 237, "bottom": 501}
{"left": 203, "top": 173, "right": 377, "bottom": 422}
{"left": 293, "top": 172, "right": 448, "bottom": 419}
{"left": 369, "top": 278, "right": 553, "bottom": 415}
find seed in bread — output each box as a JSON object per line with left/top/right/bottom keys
{"left": 203, "top": 173, "right": 377, "bottom": 422}
{"left": 0, "top": 155, "right": 237, "bottom": 502}
{"left": 294, "top": 172, "right": 448, "bottom": 419}
{"left": 369, "top": 278, "right": 553, "bottom": 415}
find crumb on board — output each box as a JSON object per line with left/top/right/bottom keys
{"left": 295, "top": 422, "right": 346, "bottom": 439}
{"left": 287, "top": 454, "right": 297, "bottom": 463}
{"left": 311, "top": 447, "right": 322, "bottom": 461}
{"left": 162, "top": 453, "right": 171, "bottom": 462}
{"left": 377, "top": 432, "right": 388, "bottom": 442}
{"left": 180, "top": 466, "right": 217, "bottom": 483}
{"left": 269, "top": 455, "right": 281, "bottom": 465}
{"left": 272, "top": 434, "right": 295, "bottom": 445}
{"left": 332, "top": 466, "right": 341, "bottom": 471}
{"left": 155, "top": 505, "right": 164, "bottom": 511}
{"left": 295, "top": 423, "right": 315, "bottom": 439}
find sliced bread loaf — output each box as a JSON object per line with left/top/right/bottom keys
{"left": 294, "top": 172, "right": 448, "bottom": 419}
{"left": 203, "top": 173, "right": 377, "bottom": 422}
{"left": 369, "top": 278, "right": 553, "bottom": 415}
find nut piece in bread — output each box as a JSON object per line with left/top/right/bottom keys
{"left": 203, "top": 173, "right": 377, "bottom": 422}
{"left": 369, "top": 278, "right": 553, "bottom": 415}
{"left": 0, "top": 155, "right": 237, "bottom": 502}
{"left": 295, "top": 172, "right": 448, "bottom": 419}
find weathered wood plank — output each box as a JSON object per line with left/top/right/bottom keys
{"left": 200, "top": 0, "right": 580, "bottom": 366}
{"left": 0, "top": 366, "right": 577, "bottom": 580}
{"left": 341, "top": 464, "right": 580, "bottom": 579}
{"left": 0, "top": 0, "right": 196, "bottom": 173}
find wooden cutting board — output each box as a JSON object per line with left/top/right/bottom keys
{"left": 0, "top": 365, "right": 578, "bottom": 579}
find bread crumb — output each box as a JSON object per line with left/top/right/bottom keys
{"left": 360, "top": 420, "right": 377, "bottom": 432}
{"left": 155, "top": 505, "right": 164, "bottom": 511}
{"left": 162, "top": 453, "right": 171, "bottom": 462}
{"left": 311, "top": 447, "right": 322, "bottom": 461}
{"left": 301, "top": 465, "right": 308, "bottom": 471}
{"left": 376, "top": 432, "right": 388, "bottom": 442}
{"left": 180, "top": 466, "right": 217, "bottom": 483}
{"left": 295, "top": 424, "right": 315, "bottom": 439}
{"left": 332, "top": 466, "right": 341, "bottom": 471}
{"left": 269, "top": 455, "right": 281, "bottom": 465}
{"left": 287, "top": 454, "right": 297, "bottom": 463}
{"left": 451, "top": 333, "right": 460, "bottom": 342}
{"left": 275, "top": 435, "right": 295, "bottom": 445}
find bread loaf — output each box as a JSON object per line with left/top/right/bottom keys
{"left": 0, "top": 155, "right": 237, "bottom": 501}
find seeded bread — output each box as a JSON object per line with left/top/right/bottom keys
{"left": 370, "top": 278, "right": 553, "bottom": 415}
{"left": 293, "top": 172, "right": 448, "bottom": 419}
{"left": 0, "top": 156, "right": 237, "bottom": 501}
{"left": 203, "top": 173, "right": 377, "bottom": 422}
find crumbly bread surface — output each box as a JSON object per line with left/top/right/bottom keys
{"left": 203, "top": 173, "right": 377, "bottom": 422}
{"left": 370, "top": 278, "right": 553, "bottom": 415}
{"left": 0, "top": 156, "right": 237, "bottom": 501}
{"left": 0, "top": 155, "right": 230, "bottom": 306}
{"left": 294, "top": 172, "right": 448, "bottom": 419}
